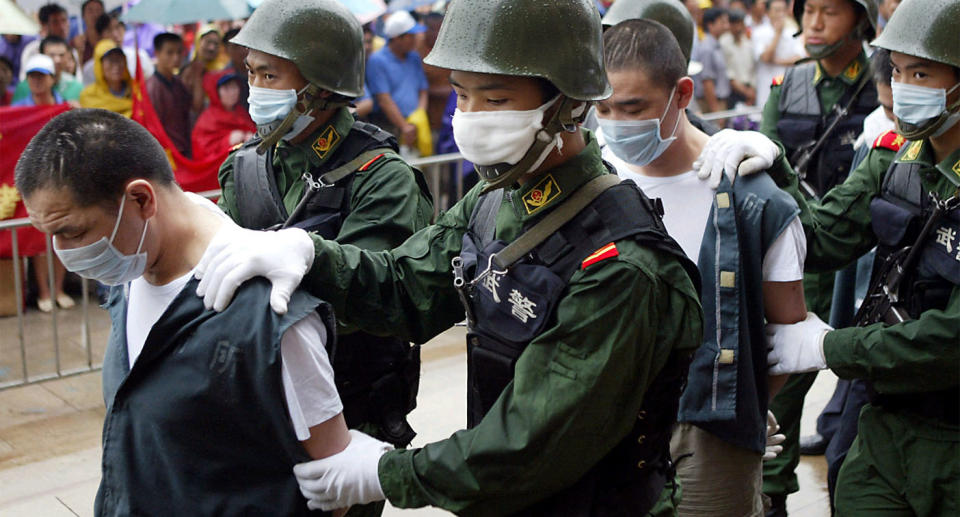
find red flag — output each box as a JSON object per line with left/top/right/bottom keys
{"left": 131, "top": 52, "right": 227, "bottom": 194}
{"left": 0, "top": 104, "right": 72, "bottom": 258}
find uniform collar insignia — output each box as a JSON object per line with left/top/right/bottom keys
{"left": 312, "top": 125, "right": 341, "bottom": 161}
{"left": 521, "top": 174, "right": 562, "bottom": 215}
{"left": 900, "top": 140, "right": 924, "bottom": 162}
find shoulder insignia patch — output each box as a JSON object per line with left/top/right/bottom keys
{"left": 522, "top": 174, "right": 562, "bottom": 215}
{"left": 581, "top": 242, "right": 619, "bottom": 270}
{"left": 952, "top": 159, "right": 960, "bottom": 180}
{"left": 872, "top": 130, "right": 905, "bottom": 152}
{"left": 312, "top": 125, "right": 341, "bottom": 160}
{"left": 771, "top": 75, "right": 784, "bottom": 87}
{"left": 358, "top": 153, "right": 385, "bottom": 172}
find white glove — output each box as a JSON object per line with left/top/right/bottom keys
{"left": 766, "top": 312, "right": 832, "bottom": 375}
{"left": 194, "top": 225, "right": 315, "bottom": 314}
{"left": 694, "top": 129, "right": 781, "bottom": 189}
{"left": 293, "top": 430, "right": 393, "bottom": 512}
{"left": 764, "top": 410, "right": 786, "bottom": 461}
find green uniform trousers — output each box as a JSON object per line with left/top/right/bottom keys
{"left": 835, "top": 404, "right": 958, "bottom": 516}
{"left": 763, "top": 270, "right": 835, "bottom": 496}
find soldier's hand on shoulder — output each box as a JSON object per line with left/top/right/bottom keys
{"left": 695, "top": 129, "right": 781, "bottom": 189}
{"left": 195, "top": 224, "right": 315, "bottom": 314}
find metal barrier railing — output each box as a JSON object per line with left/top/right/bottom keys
{"left": 0, "top": 105, "right": 763, "bottom": 390}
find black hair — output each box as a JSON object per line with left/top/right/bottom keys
{"left": 223, "top": 28, "right": 241, "bottom": 45}
{"left": 153, "top": 32, "right": 183, "bottom": 53}
{"left": 765, "top": 0, "right": 785, "bottom": 9}
{"left": 40, "top": 35, "right": 69, "bottom": 54}
{"left": 15, "top": 109, "right": 175, "bottom": 208}
{"left": 81, "top": 0, "right": 103, "bottom": 15}
{"left": 728, "top": 9, "right": 746, "bottom": 23}
{"left": 871, "top": 48, "right": 893, "bottom": 85}
{"left": 603, "top": 19, "right": 687, "bottom": 90}
{"left": 702, "top": 7, "right": 728, "bottom": 29}
{"left": 0, "top": 55, "right": 13, "bottom": 73}
{"left": 38, "top": 4, "right": 66, "bottom": 25}
{"left": 537, "top": 78, "right": 560, "bottom": 104}
{"left": 95, "top": 12, "right": 122, "bottom": 36}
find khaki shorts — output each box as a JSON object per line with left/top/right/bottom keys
{"left": 670, "top": 423, "right": 765, "bottom": 517}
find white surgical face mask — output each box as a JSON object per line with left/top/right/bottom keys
{"left": 452, "top": 96, "right": 563, "bottom": 170}
{"left": 891, "top": 80, "right": 960, "bottom": 137}
{"left": 247, "top": 84, "right": 299, "bottom": 126}
{"left": 597, "top": 87, "right": 680, "bottom": 167}
{"left": 55, "top": 195, "right": 149, "bottom": 286}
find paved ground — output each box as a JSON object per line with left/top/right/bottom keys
{"left": 0, "top": 303, "right": 835, "bottom": 516}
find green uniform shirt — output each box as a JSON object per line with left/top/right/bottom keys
{"left": 217, "top": 107, "right": 433, "bottom": 251}
{"left": 759, "top": 52, "right": 870, "bottom": 140}
{"left": 766, "top": 139, "right": 960, "bottom": 395}
{"left": 301, "top": 133, "right": 704, "bottom": 516}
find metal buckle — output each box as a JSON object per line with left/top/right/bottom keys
{"left": 469, "top": 254, "right": 508, "bottom": 289}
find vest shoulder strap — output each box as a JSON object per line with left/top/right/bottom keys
{"left": 468, "top": 189, "right": 504, "bottom": 249}
{"left": 536, "top": 181, "right": 701, "bottom": 292}
{"left": 492, "top": 174, "right": 622, "bottom": 270}
{"left": 233, "top": 144, "right": 288, "bottom": 230}
{"left": 779, "top": 63, "right": 820, "bottom": 116}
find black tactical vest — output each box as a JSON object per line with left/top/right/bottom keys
{"left": 455, "top": 179, "right": 700, "bottom": 516}
{"left": 776, "top": 62, "right": 877, "bottom": 197}
{"left": 232, "top": 121, "right": 428, "bottom": 446}
{"left": 865, "top": 156, "right": 960, "bottom": 422}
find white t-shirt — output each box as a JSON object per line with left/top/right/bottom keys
{"left": 125, "top": 193, "right": 341, "bottom": 441}
{"left": 752, "top": 22, "right": 806, "bottom": 109}
{"left": 854, "top": 106, "right": 896, "bottom": 151}
{"left": 602, "top": 148, "right": 806, "bottom": 282}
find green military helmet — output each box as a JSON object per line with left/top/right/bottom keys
{"left": 423, "top": 0, "right": 610, "bottom": 101}
{"left": 231, "top": 0, "right": 364, "bottom": 99}
{"left": 601, "top": 0, "right": 695, "bottom": 65}
{"left": 793, "top": 0, "right": 878, "bottom": 40}
{"left": 872, "top": 0, "right": 960, "bottom": 69}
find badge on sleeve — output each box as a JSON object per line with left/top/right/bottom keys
{"left": 581, "top": 242, "right": 619, "bottom": 269}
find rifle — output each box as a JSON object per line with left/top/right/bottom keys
{"left": 790, "top": 69, "right": 873, "bottom": 200}
{"left": 854, "top": 191, "right": 960, "bottom": 326}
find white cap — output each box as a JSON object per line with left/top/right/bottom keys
{"left": 383, "top": 11, "right": 427, "bottom": 40}
{"left": 24, "top": 54, "right": 55, "bottom": 76}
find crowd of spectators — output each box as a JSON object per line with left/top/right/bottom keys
{"left": 0, "top": 0, "right": 905, "bottom": 312}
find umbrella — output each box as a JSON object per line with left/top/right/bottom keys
{"left": 122, "top": 0, "right": 251, "bottom": 25}
{"left": 1, "top": 0, "right": 38, "bottom": 35}
{"left": 337, "top": 0, "right": 387, "bottom": 24}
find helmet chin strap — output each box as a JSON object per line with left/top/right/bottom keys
{"left": 478, "top": 97, "right": 586, "bottom": 193}
{"left": 255, "top": 84, "right": 350, "bottom": 154}
{"left": 898, "top": 95, "right": 960, "bottom": 140}
{"left": 799, "top": 18, "right": 869, "bottom": 63}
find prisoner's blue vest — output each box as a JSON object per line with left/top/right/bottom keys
{"left": 457, "top": 179, "right": 701, "bottom": 516}
{"left": 678, "top": 173, "right": 799, "bottom": 453}
{"left": 776, "top": 62, "right": 877, "bottom": 197}
{"left": 95, "top": 277, "right": 333, "bottom": 516}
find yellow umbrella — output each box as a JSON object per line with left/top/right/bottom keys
{"left": 0, "top": 0, "right": 39, "bottom": 35}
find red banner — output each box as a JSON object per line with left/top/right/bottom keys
{"left": 131, "top": 54, "right": 227, "bottom": 194}
{"left": 0, "top": 104, "right": 72, "bottom": 258}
